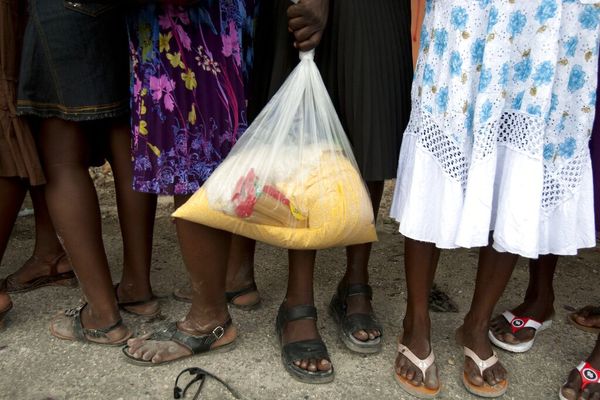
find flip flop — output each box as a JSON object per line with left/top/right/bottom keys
{"left": 121, "top": 319, "right": 236, "bottom": 367}
{"left": 489, "top": 310, "right": 552, "bottom": 353}
{"left": 559, "top": 361, "right": 600, "bottom": 400}
{"left": 568, "top": 306, "right": 600, "bottom": 334}
{"left": 49, "top": 303, "right": 132, "bottom": 346}
{"left": 2, "top": 254, "right": 77, "bottom": 294}
{"left": 329, "top": 284, "right": 383, "bottom": 354}
{"left": 394, "top": 339, "right": 441, "bottom": 399}
{"left": 462, "top": 346, "right": 508, "bottom": 398}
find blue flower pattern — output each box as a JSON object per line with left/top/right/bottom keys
{"left": 413, "top": 0, "right": 599, "bottom": 166}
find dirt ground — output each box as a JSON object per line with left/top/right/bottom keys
{"left": 1, "top": 173, "right": 599, "bottom": 400}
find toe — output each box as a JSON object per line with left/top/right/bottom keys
{"left": 424, "top": 364, "right": 439, "bottom": 390}
{"left": 411, "top": 370, "right": 424, "bottom": 387}
{"left": 405, "top": 367, "right": 416, "bottom": 382}
{"left": 465, "top": 359, "right": 484, "bottom": 387}
{"left": 300, "top": 359, "right": 308, "bottom": 370}
{"left": 353, "top": 330, "right": 369, "bottom": 342}
{"left": 483, "top": 368, "right": 496, "bottom": 386}
{"left": 318, "top": 358, "right": 331, "bottom": 372}
{"left": 307, "top": 359, "right": 317, "bottom": 372}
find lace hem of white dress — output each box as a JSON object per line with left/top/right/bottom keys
{"left": 391, "top": 110, "right": 595, "bottom": 258}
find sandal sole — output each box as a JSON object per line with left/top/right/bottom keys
{"left": 121, "top": 339, "right": 237, "bottom": 367}
{"left": 328, "top": 301, "right": 382, "bottom": 354}
{"left": 462, "top": 373, "right": 508, "bottom": 398}
{"left": 488, "top": 320, "right": 552, "bottom": 353}
{"left": 394, "top": 370, "right": 440, "bottom": 399}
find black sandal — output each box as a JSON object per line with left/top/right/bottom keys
{"left": 49, "top": 303, "right": 132, "bottom": 346}
{"left": 114, "top": 283, "right": 160, "bottom": 318}
{"left": 276, "top": 304, "right": 334, "bottom": 384}
{"left": 329, "top": 284, "right": 383, "bottom": 354}
{"left": 174, "top": 283, "right": 261, "bottom": 310}
{"left": 226, "top": 282, "right": 261, "bottom": 310}
{"left": 121, "top": 319, "right": 236, "bottom": 367}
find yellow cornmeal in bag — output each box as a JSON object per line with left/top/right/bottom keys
{"left": 172, "top": 154, "right": 377, "bottom": 250}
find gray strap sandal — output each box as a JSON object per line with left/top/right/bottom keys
{"left": 121, "top": 319, "right": 235, "bottom": 367}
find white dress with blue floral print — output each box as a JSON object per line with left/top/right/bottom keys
{"left": 391, "top": 0, "right": 600, "bottom": 258}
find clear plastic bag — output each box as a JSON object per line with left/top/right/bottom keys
{"left": 172, "top": 50, "right": 377, "bottom": 249}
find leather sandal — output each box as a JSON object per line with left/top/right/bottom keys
{"left": 173, "top": 283, "right": 261, "bottom": 310}
{"left": 394, "top": 338, "right": 441, "bottom": 399}
{"left": 121, "top": 319, "right": 236, "bottom": 367}
{"left": 329, "top": 284, "right": 382, "bottom": 354}
{"left": 276, "top": 304, "right": 334, "bottom": 384}
{"left": 461, "top": 346, "right": 508, "bottom": 398}
{"left": 2, "top": 254, "right": 77, "bottom": 293}
{"left": 114, "top": 283, "right": 160, "bottom": 318}
{"left": 49, "top": 303, "right": 132, "bottom": 346}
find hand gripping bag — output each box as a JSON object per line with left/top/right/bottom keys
{"left": 172, "top": 50, "right": 377, "bottom": 249}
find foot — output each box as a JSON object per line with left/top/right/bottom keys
{"left": 124, "top": 317, "right": 237, "bottom": 365}
{"left": 173, "top": 283, "right": 260, "bottom": 309}
{"left": 571, "top": 306, "right": 600, "bottom": 330}
{"left": 3, "top": 252, "right": 75, "bottom": 292}
{"left": 337, "top": 280, "right": 381, "bottom": 342}
{"left": 490, "top": 300, "right": 554, "bottom": 345}
{"left": 281, "top": 302, "right": 332, "bottom": 373}
{"left": 49, "top": 303, "right": 131, "bottom": 345}
{"left": 560, "top": 340, "right": 600, "bottom": 400}
{"left": 395, "top": 318, "right": 439, "bottom": 390}
{"left": 457, "top": 324, "right": 507, "bottom": 388}
{"left": 116, "top": 283, "right": 160, "bottom": 317}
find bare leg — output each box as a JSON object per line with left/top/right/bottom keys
{"left": 561, "top": 334, "right": 600, "bottom": 400}
{"left": 108, "top": 121, "right": 158, "bottom": 313}
{"left": 395, "top": 238, "right": 441, "bottom": 389}
{"left": 282, "top": 249, "right": 332, "bottom": 373}
{"left": 458, "top": 243, "right": 518, "bottom": 388}
{"left": 125, "top": 196, "right": 235, "bottom": 364}
{"left": 342, "top": 181, "right": 384, "bottom": 341}
{"left": 0, "top": 177, "right": 26, "bottom": 324}
{"left": 38, "top": 118, "right": 122, "bottom": 331}
{"left": 6, "top": 186, "right": 73, "bottom": 286}
{"left": 225, "top": 236, "right": 259, "bottom": 307}
{"left": 490, "top": 255, "right": 557, "bottom": 344}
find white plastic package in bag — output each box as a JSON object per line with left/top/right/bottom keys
{"left": 172, "top": 50, "right": 377, "bottom": 249}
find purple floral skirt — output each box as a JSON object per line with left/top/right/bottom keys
{"left": 128, "top": 3, "right": 254, "bottom": 195}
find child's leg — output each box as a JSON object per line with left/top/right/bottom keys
{"left": 395, "top": 238, "right": 440, "bottom": 389}
{"left": 125, "top": 195, "right": 235, "bottom": 364}
{"left": 108, "top": 121, "right": 157, "bottom": 305}
{"left": 283, "top": 249, "right": 331, "bottom": 372}
{"left": 37, "top": 118, "right": 121, "bottom": 330}
{"left": 458, "top": 243, "right": 518, "bottom": 387}
{"left": 342, "top": 180, "right": 385, "bottom": 341}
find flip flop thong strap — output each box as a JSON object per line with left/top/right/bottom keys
{"left": 577, "top": 361, "right": 600, "bottom": 390}
{"left": 463, "top": 347, "right": 499, "bottom": 376}
{"left": 502, "top": 310, "right": 542, "bottom": 334}
{"left": 397, "top": 343, "right": 435, "bottom": 377}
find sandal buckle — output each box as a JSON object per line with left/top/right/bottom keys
{"left": 212, "top": 326, "right": 225, "bottom": 339}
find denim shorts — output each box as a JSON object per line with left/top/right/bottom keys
{"left": 17, "top": 0, "right": 130, "bottom": 121}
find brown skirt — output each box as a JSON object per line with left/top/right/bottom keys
{"left": 0, "top": 0, "right": 44, "bottom": 185}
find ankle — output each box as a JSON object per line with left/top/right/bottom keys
{"left": 402, "top": 312, "right": 431, "bottom": 338}
{"left": 463, "top": 313, "right": 490, "bottom": 335}
{"left": 181, "top": 309, "right": 231, "bottom": 334}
